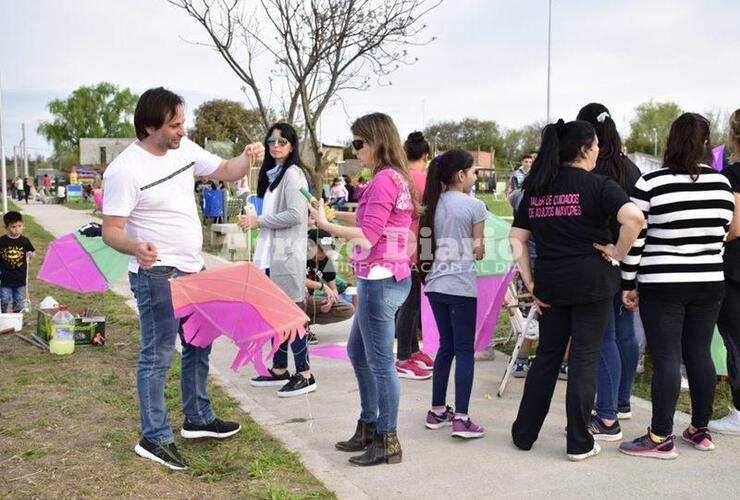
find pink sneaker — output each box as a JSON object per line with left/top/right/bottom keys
{"left": 451, "top": 417, "right": 485, "bottom": 439}
{"left": 396, "top": 359, "right": 432, "bottom": 380}
{"left": 425, "top": 406, "right": 454, "bottom": 429}
{"left": 411, "top": 351, "right": 434, "bottom": 370}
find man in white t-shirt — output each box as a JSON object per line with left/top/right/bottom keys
{"left": 102, "top": 87, "right": 264, "bottom": 471}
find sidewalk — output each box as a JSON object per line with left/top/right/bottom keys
{"left": 19, "top": 202, "right": 740, "bottom": 500}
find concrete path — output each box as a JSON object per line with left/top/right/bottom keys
{"left": 19, "top": 202, "right": 740, "bottom": 500}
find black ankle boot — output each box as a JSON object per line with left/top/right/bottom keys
{"left": 348, "top": 431, "right": 402, "bottom": 466}
{"left": 335, "top": 420, "right": 376, "bottom": 452}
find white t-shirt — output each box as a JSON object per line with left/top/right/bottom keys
{"left": 103, "top": 137, "right": 222, "bottom": 273}
{"left": 253, "top": 187, "right": 277, "bottom": 270}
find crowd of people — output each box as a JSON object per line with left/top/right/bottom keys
{"left": 99, "top": 86, "right": 740, "bottom": 471}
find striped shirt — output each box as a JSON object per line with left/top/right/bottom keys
{"left": 621, "top": 165, "right": 734, "bottom": 292}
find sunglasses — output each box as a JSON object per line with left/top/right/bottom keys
{"left": 266, "top": 137, "right": 289, "bottom": 146}
{"left": 351, "top": 139, "right": 366, "bottom": 151}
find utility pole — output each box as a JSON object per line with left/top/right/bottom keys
{"left": 652, "top": 127, "right": 658, "bottom": 157}
{"left": 22, "top": 123, "right": 28, "bottom": 177}
{"left": 0, "top": 74, "right": 7, "bottom": 213}
{"left": 13, "top": 145, "right": 18, "bottom": 178}
{"left": 546, "top": 0, "right": 552, "bottom": 123}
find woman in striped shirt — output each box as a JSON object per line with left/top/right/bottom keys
{"left": 619, "top": 113, "right": 735, "bottom": 459}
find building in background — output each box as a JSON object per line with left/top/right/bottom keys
{"left": 79, "top": 138, "right": 135, "bottom": 167}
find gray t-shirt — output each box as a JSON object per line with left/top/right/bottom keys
{"left": 424, "top": 191, "right": 488, "bottom": 298}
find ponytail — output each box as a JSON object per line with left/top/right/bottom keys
{"left": 418, "top": 149, "right": 474, "bottom": 283}
{"left": 523, "top": 119, "right": 596, "bottom": 196}
{"left": 577, "top": 103, "right": 626, "bottom": 187}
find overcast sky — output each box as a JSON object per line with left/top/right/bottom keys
{"left": 1, "top": 0, "right": 738, "bottom": 157}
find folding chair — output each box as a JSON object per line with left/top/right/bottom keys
{"left": 497, "top": 279, "right": 539, "bottom": 397}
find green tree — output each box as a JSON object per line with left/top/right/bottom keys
{"left": 424, "top": 118, "right": 503, "bottom": 151}
{"left": 190, "top": 99, "right": 267, "bottom": 157}
{"left": 497, "top": 122, "right": 543, "bottom": 172}
{"left": 625, "top": 100, "right": 682, "bottom": 156}
{"left": 37, "top": 82, "right": 138, "bottom": 161}
{"left": 705, "top": 108, "right": 730, "bottom": 147}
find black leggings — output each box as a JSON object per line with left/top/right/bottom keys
{"left": 639, "top": 292, "right": 722, "bottom": 435}
{"left": 716, "top": 280, "right": 740, "bottom": 411}
{"left": 512, "top": 298, "right": 611, "bottom": 455}
{"left": 395, "top": 271, "right": 420, "bottom": 361}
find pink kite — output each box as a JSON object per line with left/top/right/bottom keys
{"left": 421, "top": 269, "right": 516, "bottom": 354}
{"left": 170, "top": 262, "right": 309, "bottom": 374}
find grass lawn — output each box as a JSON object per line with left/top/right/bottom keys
{"left": 0, "top": 205, "right": 334, "bottom": 499}
{"left": 476, "top": 193, "right": 513, "bottom": 219}
{"left": 64, "top": 200, "right": 96, "bottom": 211}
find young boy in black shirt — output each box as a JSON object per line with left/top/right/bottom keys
{"left": 305, "top": 229, "right": 354, "bottom": 343}
{"left": 0, "top": 211, "right": 35, "bottom": 313}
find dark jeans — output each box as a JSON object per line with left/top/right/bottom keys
{"left": 427, "top": 292, "right": 476, "bottom": 414}
{"left": 715, "top": 280, "right": 740, "bottom": 411}
{"left": 512, "top": 298, "right": 611, "bottom": 455}
{"left": 129, "top": 267, "right": 216, "bottom": 445}
{"left": 640, "top": 292, "right": 723, "bottom": 436}
{"left": 395, "top": 270, "right": 420, "bottom": 361}
{"left": 595, "top": 293, "right": 639, "bottom": 419}
{"left": 265, "top": 268, "right": 310, "bottom": 372}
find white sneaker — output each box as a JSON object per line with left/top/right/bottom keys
{"left": 567, "top": 442, "right": 601, "bottom": 462}
{"left": 708, "top": 407, "right": 740, "bottom": 436}
{"left": 680, "top": 374, "right": 689, "bottom": 392}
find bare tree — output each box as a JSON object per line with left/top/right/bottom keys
{"left": 168, "top": 0, "right": 441, "bottom": 190}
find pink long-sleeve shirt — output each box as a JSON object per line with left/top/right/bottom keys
{"left": 351, "top": 168, "right": 414, "bottom": 280}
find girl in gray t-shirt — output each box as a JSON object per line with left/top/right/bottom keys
{"left": 418, "top": 149, "right": 487, "bottom": 438}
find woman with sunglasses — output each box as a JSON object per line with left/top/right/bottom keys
{"left": 619, "top": 113, "right": 734, "bottom": 459}
{"left": 239, "top": 123, "right": 315, "bottom": 398}
{"left": 308, "top": 112, "right": 418, "bottom": 466}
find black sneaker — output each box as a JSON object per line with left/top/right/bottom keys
{"left": 180, "top": 417, "right": 241, "bottom": 439}
{"left": 589, "top": 414, "right": 623, "bottom": 441}
{"left": 250, "top": 368, "right": 291, "bottom": 387}
{"left": 512, "top": 358, "right": 530, "bottom": 378}
{"left": 558, "top": 362, "right": 568, "bottom": 381}
{"left": 617, "top": 403, "right": 632, "bottom": 420}
{"left": 306, "top": 328, "right": 319, "bottom": 345}
{"left": 277, "top": 373, "right": 317, "bottom": 398}
{"left": 134, "top": 438, "right": 188, "bottom": 470}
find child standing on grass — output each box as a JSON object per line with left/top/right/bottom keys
{"left": 419, "top": 149, "right": 487, "bottom": 439}
{"left": 0, "top": 211, "right": 35, "bottom": 313}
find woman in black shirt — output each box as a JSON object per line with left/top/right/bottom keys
{"left": 576, "top": 103, "right": 643, "bottom": 439}
{"left": 509, "top": 119, "right": 643, "bottom": 461}
{"left": 710, "top": 108, "right": 740, "bottom": 435}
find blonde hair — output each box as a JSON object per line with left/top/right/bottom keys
{"left": 351, "top": 112, "right": 421, "bottom": 214}
{"left": 731, "top": 109, "right": 740, "bottom": 162}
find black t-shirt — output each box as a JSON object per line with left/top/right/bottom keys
{"left": 513, "top": 166, "right": 630, "bottom": 306}
{"left": 604, "top": 157, "right": 641, "bottom": 242}
{"left": 723, "top": 162, "right": 740, "bottom": 283}
{"left": 306, "top": 256, "right": 336, "bottom": 294}
{"left": 0, "top": 235, "right": 35, "bottom": 288}
{"left": 346, "top": 183, "right": 356, "bottom": 202}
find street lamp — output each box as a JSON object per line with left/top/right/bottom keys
{"left": 546, "top": 0, "right": 552, "bottom": 123}
{"left": 651, "top": 127, "right": 658, "bottom": 157}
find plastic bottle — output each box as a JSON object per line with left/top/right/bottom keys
{"left": 49, "top": 305, "right": 76, "bottom": 355}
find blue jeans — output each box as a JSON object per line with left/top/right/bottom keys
{"left": 272, "top": 306, "right": 309, "bottom": 372}
{"left": 1, "top": 286, "right": 25, "bottom": 313}
{"left": 427, "top": 292, "right": 477, "bottom": 414}
{"left": 595, "top": 293, "right": 638, "bottom": 419}
{"left": 265, "top": 268, "right": 309, "bottom": 372}
{"left": 347, "top": 276, "right": 410, "bottom": 433}
{"left": 129, "top": 266, "right": 216, "bottom": 445}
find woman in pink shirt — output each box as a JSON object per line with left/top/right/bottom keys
{"left": 308, "top": 112, "right": 418, "bottom": 466}
{"left": 395, "top": 131, "right": 434, "bottom": 379}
